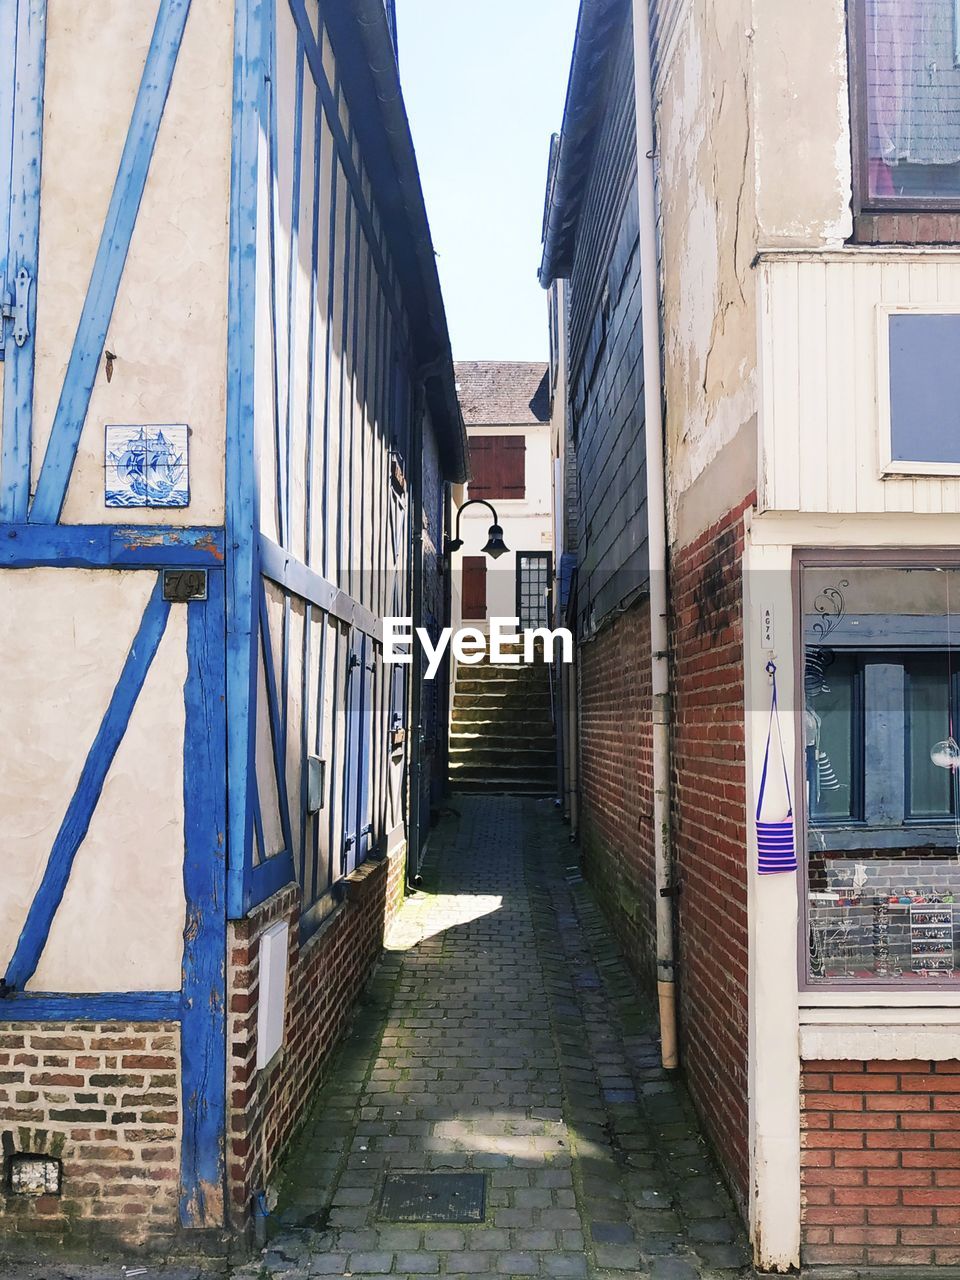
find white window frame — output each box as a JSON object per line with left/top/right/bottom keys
{"left": 877, "top": 303, "right": 960, "bottom": 478}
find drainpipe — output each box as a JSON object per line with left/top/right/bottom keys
{"left": 631, "top": 0, "right": 677, "bottom": 1072}
{"left": 407, "top": 380, "right": 426, "bottom": 887}
{"left": 566, "top": 642, "right": 580, "bottom": 841}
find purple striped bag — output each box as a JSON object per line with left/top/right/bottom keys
{"left": 756, "top": 663, "right": 797, "bottom": 875}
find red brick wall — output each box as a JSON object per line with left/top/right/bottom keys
{"left": 227, "top": 847, "right": 405, "bottom": 1229}
{"left": 802, "top": 1059, "right": 960, "bottom": 1267}
{"left": 578, "top": 601, "right": 657, "bottom": 981}
{"left": 0, "top": 1022, "right": 180, "bottom": 1248}
{"left": 670, "top": 497, "right": 753, "bottom": 1214}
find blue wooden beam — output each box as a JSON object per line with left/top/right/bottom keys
{"left": 0, "top": 523, "right": 225, "bottom": 568}
{"left": 0, "top": 991, "right": 180, "bottom": 1023}
{"left": 3, "top": 575, "right": 171, "bottom": 990}
{"left": 0, "top": 0, "right": 47, "bottom": 520}
{"left": 224, "top": 0, "right": 263, "bottom": 921}
{"left": 179, "top": 572, "right": 227, "bottom": 1229}
{"left": 29, "top": 0, "right": 192, "bottom": 524}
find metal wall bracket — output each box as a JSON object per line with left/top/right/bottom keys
{"left": 1, "top": 268, "right": 32, "bottom": 352}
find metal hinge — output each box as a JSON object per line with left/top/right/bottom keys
{"left": 0, "top": 268, "right": 31, "bottom": 353}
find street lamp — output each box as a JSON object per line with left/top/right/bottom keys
{"left": 445, "top": 498, "right": 509, "bottom": 560}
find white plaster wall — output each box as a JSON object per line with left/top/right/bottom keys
{"left": 33, "top": 0, "right": 233, "bottom": 525}
{"left": 458, "top": 423, "right": 553, "bottom": 627}
{"left": 655, "top": 0, "right": 758, "bottom": 548}
{"left": 751, "top": 0, "right": 852, "bottom": 248}
{"left": 0, "top": 568, "right": 186, "bottom": 992}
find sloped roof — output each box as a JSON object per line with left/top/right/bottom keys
{"left": 454, "top": 361, "right": 551, "bottom": 426}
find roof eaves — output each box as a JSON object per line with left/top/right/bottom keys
{"left": 539, "top": 0, "right": 629, "bottom": 289}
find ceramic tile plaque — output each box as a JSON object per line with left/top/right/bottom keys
{"left": 104, "top": 423, "right": 189, "bottom": 508}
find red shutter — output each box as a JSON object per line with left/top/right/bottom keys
{"left": 467, "top": 436, "right": 525, "bottom": 500}
{"left": 461, "top": 556, "right": 487, "bottom": 619}
{"left": 500, "top": 436, "right": 525, "bottom": 498}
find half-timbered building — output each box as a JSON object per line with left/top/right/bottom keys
{"left": 0, "top": 0, "right": 465, "bottom": 1250}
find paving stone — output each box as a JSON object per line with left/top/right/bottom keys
{"left": 592, "top": 1244, "right": 643, "bottom": 1270}
{"left": 589, "top": 1222, "right": 635, "bottom": 1245}
{"left": 542, "top": 1254, "right": 589, "bottom": 1278}
{"left": 649, "top": 1259, "right": 699, "bottom": 1280}
{"left": 395, "top": 1251, "right": 441, "bottom": 1273}
{"left": 253, "top": 797, "right": 752, "bottom": 1280}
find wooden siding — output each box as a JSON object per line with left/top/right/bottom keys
{"left": 567, "top": 21, "right": 648, "bottom": 632}
{"left": 758, "top": 254, "right": 960, "bottom": 516}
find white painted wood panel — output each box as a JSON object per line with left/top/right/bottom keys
{"left": 759, "top": 255, "right": 960, "bottom": 515}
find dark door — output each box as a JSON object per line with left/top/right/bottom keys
{"left": 516, "top": 552, "right": 551, "bottom": 629}
{"left": 462, "top": 555, "right": 487, "bottom": 619}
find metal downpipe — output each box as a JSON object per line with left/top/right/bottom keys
{"left": 631, "top": 0, "right": 678, "bottom": 1072}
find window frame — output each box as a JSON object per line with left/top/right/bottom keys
{"left": 795, "top": 547, "right": 960, "bottom": 993}
{"left": 849, "top": 0, "right": 960, "bottom": 215}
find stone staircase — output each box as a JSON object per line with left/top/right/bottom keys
{"left": 448, "top": 644, "right": 556, "bottom": 795}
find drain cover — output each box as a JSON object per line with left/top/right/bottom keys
{"left": 379, "top": 1172, "right": 486, "bottom": 1223}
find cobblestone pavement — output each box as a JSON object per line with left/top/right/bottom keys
{"left": 240, "top": 795, "right": 754, "bottom": 1280}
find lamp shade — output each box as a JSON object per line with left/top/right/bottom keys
{"left": 482, "top": 523, "right": 508, "bottom": 559}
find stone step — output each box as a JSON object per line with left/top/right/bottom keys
{"left": 454, "top": 667, "right": 550, "bottom": 688}
{"left": 453, "top": 706, "right": 555, "bottom": 727}
{"left": 451, "top": 779, "right": 555, "bottom": 795}
{"left": 450, "top": 686, "right": 547, "bottom": 706}
{"left": 449, "top": 762, "right": 556, "bottom": 783}
{"left": 449, "top": 750, "right": 556, "bottom": 770}
{"left": 450, "top": 733, "right": 555, "bottom": 752}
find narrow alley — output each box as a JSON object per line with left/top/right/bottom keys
{"left": 243, "top": 798, "right": 750, "bottom": 1280}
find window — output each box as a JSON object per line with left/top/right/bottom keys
{"left": 801, "top": 559, "right": 960, "bottom": 986}
{"left": 852, "top": 0, "right": 960, "bottom": 209}
{"left": 516, "top": 552, "right": 551, "bottom": 630}
{"left": 468, "top": 435, "right": 525, "bottom": 501}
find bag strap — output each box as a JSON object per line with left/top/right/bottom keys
{"left": 756, "top": 661, "right": 794, "bottom": 821}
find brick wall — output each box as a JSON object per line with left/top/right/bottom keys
{"left": 0, "top": 1022, "right": 180, "bottom": 1247}
{"left": 227, "top": 847, "right": 405, "bottom": 1230}
{"left": 578, "top": 600, "right": 657, "bottom": 982}
{"left": 669, "top": 497, "right": 753, "bottom": 1214}
{"left": 801, "top": 1059, "right": 960, "bottom": 1266}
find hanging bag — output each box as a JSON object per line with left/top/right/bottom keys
{"left": 756, "top": 661, "right": 797, "bottom": 875}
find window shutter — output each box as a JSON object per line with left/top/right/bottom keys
{"left": 461, "top": 555, "right": 487, "bottom": 619}
{"left": 467, "top": 435, "right": 525, "bottom": 500}
{"left": 500, "top": 436, "right": 525, "bottom": 498}
{"left": 467, "top": 437, "right": 493, "bottom": 498}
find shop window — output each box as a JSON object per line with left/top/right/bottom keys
{"left": 468, "top": 436, "right": 525, "bottom": 501}
{"left": 851, "top": 0, "right": 960, "bottom": 211}
{"left": 801, "top": 559, "right": 960, "bottom": 986}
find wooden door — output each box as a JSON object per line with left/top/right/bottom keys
{"left": 462, "top": 555, "right": 487, "bottom": 619}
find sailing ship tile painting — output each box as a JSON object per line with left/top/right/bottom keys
{"left": 104, "top": 424, "right": 190, "bottom": 508}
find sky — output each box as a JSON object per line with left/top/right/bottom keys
{"left": 396, "top": 0, "right": 581, "bottom": 363}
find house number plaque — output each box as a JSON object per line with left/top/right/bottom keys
{"left": 162, "top": 568, "right": 208, "bottom": 603}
